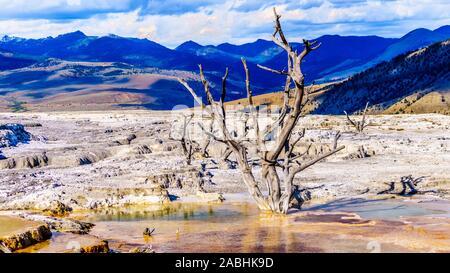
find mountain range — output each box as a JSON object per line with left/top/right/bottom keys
{"left": 313, "top": 39, "right": 450, "bottom": 115}
{"left": 0, "top": 25, "right": 449, "bottom": 111}
{"left": 225, "top": 39, "right": 450, "bottom": 115}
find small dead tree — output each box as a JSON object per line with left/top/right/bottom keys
{"left": 400, "top": 175, "right": 419, "bottom": 195}
{"left": 356, "top": 145, "right": 370, "bottom": 159}
{"left": 170, "top": 114, "right": 196, "bottom": 165}
{"left": 378, "top": 175, "right": 425, "bottom": 195}
{"left": 177, "top": 8, "right": 345, "bottom": 213}
{"left": 344, "top": 102, "right": 370, "bottom": 133}
{"left": 170, "top": 113, "right": 215, "bottom": 164}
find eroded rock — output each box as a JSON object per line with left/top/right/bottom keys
{"left": 85, "top": 186, "right": 171, "bottom": 209}
{"left": 145, "top": 168, "right": 206, "bottom": 194}
{"left": 0, "top": 152, "right": 49, "bottom": 169}
{"left": 79, "top": 240, "right": 109, "bottom": 253}
{"left": 0, "top": 124, "right": 31, "bottom": 148}
{"left": 344, "top": 145, "right": 376, "bottom": 159}
{"left": 77, "top": 149, "right": 112, "bottom": 166}
{"left": 0, "top": 224, "right": 52, "bottom": 252}
{"left": 113, "top": 134, "right": 137, "bottom": 146}
{"left": 196, "top": 191, "right": 225, "bottom": 203}
{"left": 19, "top": 213, "right": 95, "bottom": 234}
{"left": 148, "top": 139, "right": 179, "bottom": 152}
{"left": 43, "top": 201, "right": 73, "bottom": 217}
{"left": 133, "top": 144, "right": 152, "bottom": 155}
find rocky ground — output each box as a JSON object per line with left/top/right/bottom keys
{"left": 0, "top": 111, "right": 449, "bottom": 213}
{"left": 1, "top": 110, "right": 450, "bottom": 252}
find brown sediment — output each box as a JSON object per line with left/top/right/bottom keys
{"left": 0, "top": 216, "right": 52, "bottom": 252}
{"left": 16, "top": 232, "right": 111, "bottom": 253}
{"left": 80, "top": 240, "right": 109, "bottom": 253}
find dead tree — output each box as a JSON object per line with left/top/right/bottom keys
{"left": 378, "top": 175, "right": 426, "bottom": 195}
{"left": 170, "top": 114, "right": 196, "bottom": 165}
{"left": 344, "top": 102, "right": 370, "bottom": 133}
{"left": 177, "top": 8, "right": 345, "bottom": 214}
{"left": 170, "top": 113, "right": 215, "bottom": 164}
{"left": 400, "top": 175, "right": 419, "bottom": 195}
{"left": 356, "top": 145, "right": 370, "bottom": 158}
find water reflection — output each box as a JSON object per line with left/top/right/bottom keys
{"left": 21, "top": 198, "right": 446, "bottom": 253}
{"left": 85, "top": 202, "right": 252, "bottom": 223}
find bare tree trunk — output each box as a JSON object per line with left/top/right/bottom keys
{"left": 200, "top": 119, "right": 214, "bottom": 158}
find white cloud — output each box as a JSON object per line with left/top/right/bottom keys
{"left": 0, "top": 0, "right": 449, "bottom": 47}
{"left": 0, "top": 0, "right": 132, "bottom": 19}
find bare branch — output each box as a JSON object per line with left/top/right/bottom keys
{"left": 242, "top": 58, "right": 253, "bottom": 106}
{"left": 344, "top": 102, "right": 370, "bottom": 133}
{"left": 198, "top": 64, "right": 215, "bottom": 106}
{"left": 198, "top": 123, "right": 227, "bottom": 144}
{"left": 201, "top": 119, "right": 214, "bottom": 157}
{"left": 361, "top": 101, "right": 369, "bottom": 129}
{"left": 272, "top": 8, "right": 291, "bottom": 52}
{"left": 242, "top": 58, "right": 262, "bottom": 153}
{"left": 257, "top": 64, "right": 289, "bottom": 75}
{"left": 220, "top": 68, "right": 229, "bottom": 121}
{"left": 177, "top": 113, "right": 196, "bottom": 165}
{"left": 333, "top": 131, "right": 342, "bottom": 150}
{"left": 344, "top": 110, "right": 358, "bottom": 127}
{"left": 220, "top": 68, "right": 229, "bottom": 105}
{"left": 292, "top": 145, "right": 345, "bottom": 175}
{"left": 287, "top": 129, "right": 306, "bottom": 156}
{"left": 290, "top": 143, "right": 312, "bottom": 161}
{"left": 177, "top": 78, "right": 204, "bottom": 108}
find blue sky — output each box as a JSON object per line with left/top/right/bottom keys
{"left": 0, "top": 0, "right": 449, "bottom": 48}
